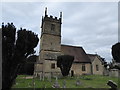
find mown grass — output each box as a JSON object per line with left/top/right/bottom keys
{"left": 12, "top": 75, "right": 119, "bottom": 88}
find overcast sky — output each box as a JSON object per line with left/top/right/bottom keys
{"left": 1, "top": 2, "right": 118, "bottom": 62}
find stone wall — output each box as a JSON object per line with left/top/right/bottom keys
{"left": 109, "top": 69, "right": 120, "bottom": 77}
{"left": 92, "top": 57, "right": 104, "bottom": 75}
{"left": 41, "top": 20, "right": 61, "bottom": 36}
{"left": 71, "top": 63, "right": 92, "bottom": 76}
{"left": 40, "top": 60, "right": 61, "bottom": 77}
{"left": 40, "top": 51, "right": 61, "bottom": 60}
{"left": 40, "top": 34, "right": 61, "bottom": 52}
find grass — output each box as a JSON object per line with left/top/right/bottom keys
{"left": 12, "top": 75, "right": 119, "bottom": 88}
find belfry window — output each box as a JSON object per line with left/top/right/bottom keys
{"left": 51, "top": 24, "right": 55, "bottom": 31}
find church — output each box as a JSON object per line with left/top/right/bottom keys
{"left": 34, "top": 8, "right": 106, "bottom": 78}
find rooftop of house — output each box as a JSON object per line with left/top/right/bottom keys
{"left": 61, "top": 44, "right": 91, "bottom": 63}
{"left": 87, "top": 54, "right": 97, "bottom": 62}
{"left": 87, "top": 54, "right": 105, "bottom": 64}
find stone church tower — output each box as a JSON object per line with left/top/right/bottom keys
{"left": 34, "top": 8, "right": 62, "bottom": 77}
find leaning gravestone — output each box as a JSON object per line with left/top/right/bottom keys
{"left": 107, "top": 80, "right": 117, "bottom": 90}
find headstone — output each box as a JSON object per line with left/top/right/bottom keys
{"left": 107, "top": 80, "right": 117, "bottom": 90}
{"left": 33, "top": 82, "right": 35, "bottom": 90}
{"left": 76, "top": 79, "right": 81, "bottom": 86}
{"left": 62, "top": 80, "right": 66, "bottom": 88}
{"left": 28, "top": 82, "right": 32, "bottom": 87}
{"left": 42, "top": 74, "right": 44, "bottom": 81}
{"left": 56, "top": 76, "right": 58, "bottom": 81}
{"left": 52, "top": 76, "right": 60, "bottom": 88}
{"left": 15, "top": 83, "right": 18, "bottom": 85}
{"left": 52, "top": 81, "right": 60, "bottom": 88}
{"left": 47, "top": 74, "right": 51, "bottom": 82}
{"left": 40, "top": 73, "right": 42, "bottom": 81}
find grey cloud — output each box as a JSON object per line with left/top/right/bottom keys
{"left": 1, "top": 2, "right": 118, "bottom": 62}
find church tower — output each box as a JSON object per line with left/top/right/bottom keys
{"left": 35, "top": 8, "right": 62, "bottom": 77}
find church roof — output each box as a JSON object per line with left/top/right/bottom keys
{"left": 61, "top": 44, "right": 91, "bottom": 63}
{"left": 87, "top": 54, "right": 97, "bottom": 62}
{"left": 87, "top": 54, "right": 105, "bottom": 64}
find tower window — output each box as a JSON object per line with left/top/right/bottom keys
{"left": 51, "top": 24, "right": 55, "bottom": 31}
{"left": 96, "top": 65, "right": 99, "bottom": 71}
{"left": 51, "top": 42, "right": 52, "bottom": 45}
{"left": 82, "top": 64, "right": 86, "bottom": 71}
{"left": 51, "top": 63, "right": 55, "bottom": 69}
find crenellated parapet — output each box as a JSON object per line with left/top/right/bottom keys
{"left": 41, "top": 7, "right": 62, "bottom": 29}
{"left": 43, "top": 15, "right": 61, "bottom": 23}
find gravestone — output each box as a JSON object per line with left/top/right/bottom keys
{"left": 52, "top": 76, "right": 60, "bottom": 88}
{"left": 76, "top": 79, "right": 81, "bottom": 86}
{"left": 62, "top": 80, "right": 66, "bottom": 88}
{"left": 107, "top": 80, "right": 117, "bottom": 90}
{"left": 39, "top": 74, "right": 42, "bottom": 81}
{"left": 42, "top": 75, "right": 45, "bottom": 81}
{"left": 47, "top": 74, "right": 51, "bottom": 82}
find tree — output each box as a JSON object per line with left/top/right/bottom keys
{"left": 18, "top": 55, "right": 38, "bottom": 75}
{"left": 112, "top": 42, "right": 120, "bottom": 63}
{"left": 2, "top": 23, "right": 39, "bottom": 90}
{"left": 57, "top": 55, "right": 74, "bottom": 76}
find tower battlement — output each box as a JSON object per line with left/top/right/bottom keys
{"left": 42, "top": 7, "right": 62, "bottom": 23}
{"left": 43, "top": 15, "right": 61, "bottom": 23}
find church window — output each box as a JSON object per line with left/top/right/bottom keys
{"left": 51, "top": 24, "right": 55, "bottom": 31}
{"left": 82, "top": 64, "right": 86, "bottom": 71}
{"left": 51, "top": 63, "right": 55, "bottom": 69}
{"left": 96, "top": 65, "right": 99, "bottom": 71}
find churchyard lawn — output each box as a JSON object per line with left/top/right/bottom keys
{"left": 12, "top": 75, "right": 119, "bottom": 88}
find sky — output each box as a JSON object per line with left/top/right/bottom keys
{"left": 1, "top": 2, "right": 118, "bottom": 62}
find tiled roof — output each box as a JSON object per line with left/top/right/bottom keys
{"left": 87, "top": 54, "right": 105, "bottom": 64}
{"left": 87, "top": 54, "right": 97, "bottom": 62}
{"left": 61, "top": 44, "right": 91, "bottom": 63}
